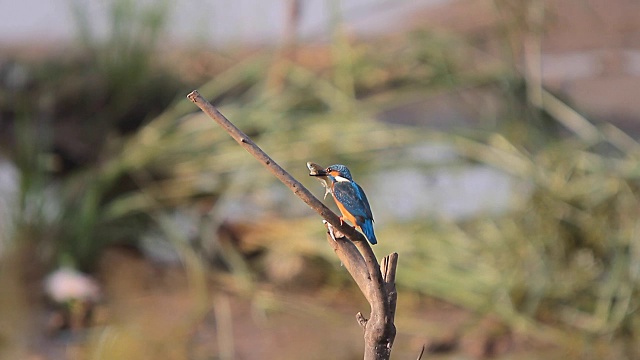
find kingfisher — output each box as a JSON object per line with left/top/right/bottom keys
{"left": 309, "top": 163, "right": 377, "bottom": 245}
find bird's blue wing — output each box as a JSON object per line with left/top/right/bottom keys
{"left": 333, "top": 181, "right": 371, "bottom": 222}
{"left": 355, "top": 183, "right": 374, "bottom": 221}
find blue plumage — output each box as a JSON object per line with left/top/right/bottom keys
{"left": 324, "top": 164, "right": 378, "bottom": 245}
{"left": 360, "top": 219, "right": 377, "bottom": 245}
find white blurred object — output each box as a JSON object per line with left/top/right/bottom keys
{"left": 44, "top": 267, "right": 100, "bottom": 303}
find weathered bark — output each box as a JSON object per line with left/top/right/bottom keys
{"left": 325, "top": 222, "right": 398, "bottom": 359}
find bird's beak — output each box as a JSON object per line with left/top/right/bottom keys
{"left": 307, "top": 162, "right": 328, "bottom": 176}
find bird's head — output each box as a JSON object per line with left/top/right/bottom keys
{"left": 325, "top": 164, "right": 353, "bottom": 182}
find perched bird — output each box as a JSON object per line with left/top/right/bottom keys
{"left": 309, "top": 163, "right": 377, "bottom": 245}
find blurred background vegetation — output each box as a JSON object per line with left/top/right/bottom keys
{"left": 1, "top": 0, "right": 640, "bottom": 359}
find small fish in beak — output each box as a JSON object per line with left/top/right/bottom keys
{"left": 307, "top": 162, "right": 331, "bottom": 199}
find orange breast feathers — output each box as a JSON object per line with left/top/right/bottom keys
{"left": 334, "top": 196, "right": 358, "bottom": 226}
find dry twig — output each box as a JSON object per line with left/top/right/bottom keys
{"left": 187, "top": 90, "right": 398, "bottom": 360}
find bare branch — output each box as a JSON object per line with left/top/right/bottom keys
{"left": 382, "top": 253, "right": 399, "bottom": 324}
{"left": 417, "top": 345, "right": 426, "bottom": 360}
{"left": 187, "top": 90, "right": 398, "bottom": 360}
{"left": 324, "top": 221, "right": 369, "bottom": 297}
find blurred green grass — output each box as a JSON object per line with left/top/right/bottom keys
{"left": 2, "top": 0, "right": 640, "bottom": 358}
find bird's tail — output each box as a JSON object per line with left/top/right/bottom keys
{"left": 360, "top": 219, "right": 377, "bottom": 245}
